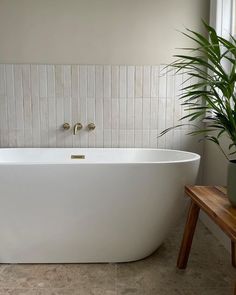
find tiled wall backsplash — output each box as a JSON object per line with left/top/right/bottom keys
{"left": 0, "top": 64, "right": 201, "bottom": 152}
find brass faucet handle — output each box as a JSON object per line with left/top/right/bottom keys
{"left": 88, "top": 123, "right": 96, "bottom": 131}
{"left": 63, "top": 123, "right": 71, "bottom": 130}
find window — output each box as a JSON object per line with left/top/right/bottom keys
{"left": 210, "top": 0, "right": 234, "bottom": 37}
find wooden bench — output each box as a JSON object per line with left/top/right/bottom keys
{"left": 177, "top": 186, "right": 236, "bottom": 293}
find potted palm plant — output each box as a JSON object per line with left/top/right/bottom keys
{"left": 160, "top": 22, "right": 236, "bottom": 207}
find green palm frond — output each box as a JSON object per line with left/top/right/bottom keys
{"left": 161, "top": 22, "right": 236, "bottom": 160}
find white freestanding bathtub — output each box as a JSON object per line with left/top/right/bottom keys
{"left": 0, "top": 148, "right": 200, "bottom": 263}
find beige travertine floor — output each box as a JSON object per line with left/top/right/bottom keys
{"left": 0, "top": 219, "right": 235, "bottom": 295}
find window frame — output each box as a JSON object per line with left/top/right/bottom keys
{"left": 210, "top": 0, "right": 234, "bottom": 37}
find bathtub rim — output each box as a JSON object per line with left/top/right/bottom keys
{"left": 0, "top": 148, "right": 201, "bottom": 165}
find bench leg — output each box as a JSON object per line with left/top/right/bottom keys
{"left": 177, "top": 201, "right": 200, "bottom": 269}
{"left": 231, "top": 241, "right": 236, "bottom": 268}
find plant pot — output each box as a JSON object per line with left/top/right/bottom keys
{"left": 227, "top": 160, "right": 236, "bottom": 207}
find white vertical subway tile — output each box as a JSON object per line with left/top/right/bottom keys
{"left": 14, "top": 65, "right": 24, "bottom": 147}
{"left": 56, "top": 97, "right": 64, "bottom": 147}
{"left": 166, "top": 98, "right": 174, "bottom": 129}
{"left": 0, "top": 62, "right": 199, "bottom": 150}
{"left": 111, "top": 66, "right": 119, "bottom": 98}
{"left": 79, "top": 90, "right": 87, "bottom": 120}
{"left": 0, "top": 96, "right": 9, "bottom": 146}
{"left": 151, "top": 66, "right": 159, "bottom": 98}
{"left": 0, "top": 65, "right": 6, "bottom": 96}
{"left": 111, "top": 129, "right": 119, "bottom": 147}
{"left": 174, "top": 97, "right": 182, "bottom": 126}
{"left": 104, "top": 65, "right": 111, "bottom": 99}
{"left": 104, "top": 129, "right": 112, "bottom": 147}
{"left": 142, "top": 130, "right": 150, "bottom": 148}
{"left": 183, "top": 71, "right": 191, "bottom": 88}
{"left": 71, "top": 65, "right": 78, "bottom": 98}
{"left": 31, "top": 65, "right": 40, "bottom": 147}
{"left": 40, "top": 97, "right": 48, "bottom": 147}
{"left": 172, "top": 129, "right": 181, "bottom": 150}
{"left": 150, "top": 130, "right": 158, "bottom": 148}
{"left": 55, "top": 65, "right": 64, "bottom": 98}
{"left": 87, "top": 65, "right": 95, "bottom": 98}
{"left": 39, "top": 65, "right": 47, "bottom": 98}
{"left": 5, "top": 65, "right": 14, "bottom": 97}
{"left": 126, "top": 130, "right": 134, "bottom": 147}
{"left": 79, "top": 96, "right": 87, "bottom": 132}
{"left": 95, "top": 99, "right": 103, "bottom": 129}
{"left": 22, "top": 65, "right": 32, "bottom": 147}
{"left": 160, "top": 64, "right": 168, "bottom": 76}
{"left": 150, "top": 98, "right": 158, "bottom": 129}
{"left": 135, "top": 66, "right": 143, "bottom": 98}
{"left": 64, "top": 65, "right": 71, "bottom": 98}
{"left": 182, "top": 72, "right": 191, "bottom": 129}
{"left": 157, "top": 132, "right": 166, "bottom": 148}
{"left": 31, "top": 65, "right": 39, "bottom": 97}
{"left": 0, "top": 71, "right": 9, "bottom": 142}
{"left": 159, "top": 65, "right": 167, "bottom": 98}
{"left": 71, "top": 66, "right": 79, "bottom": 127}
{"left": 64, "top": 131, "right": 73, "bottom": 148}
{"left": 47, "top": 65, "right": 55, "bottom": 98}
{"left": 80, "top": 130, "right": 88, "bottom": 148}
{"left": 127, "top": 99, "right": 134, "bottom": 129}
{"left": 95, "top": 129, "right": 104, "bottom": 147}
{"left": 181, "top": 130, "right": 191, "bottom": 150}
{"left": 103, "top": 99, "right": 111, "bottom": 129}
{"left": 143, "top": 66, "right": 151, "bottom": 98}
{"left": 119, "top": 99, "right": 126, "bottom": 130}
{"left": 72, "top": 132, "right": 81, "bottom": 148}
{"left": 174, "top": 71, "right": 183, "bottom": 98}
{"left": 165, "top": 130, "right": 174, "bottom": 149}
{"left": 134, "top": 130, "right": 142, "bottom": 147}
{"left": 64, "top": 97, "right": 72, "bottom": 147}
{"left": 47, "top": 66, "right": 56, "bottom": 147}
{"left": 95, "top": 65, "right": 103, "bottom": 99}
{"left": 158, "top": 98, "right": 166, "bottom": 132}
{"left": 88, "top": 131, "right": 96, "bottom": 148}
{"left": 111, "top": 99, "right": 119, "bottom": 129}
{"left": 166, "top": 70, "right": 175, "bottom": 98}
{"left": 180, "top": 131, "right": 191, "bottom": 151}
{"left": 134, "top": 98, "right": 142, "bottom": 129}
{"left": 119, "top": 66, "right": 127, "bottom": 98}
{"left": 127, "top": 66, "right": 135, "bottom": 98}
{"left": 119, "top": 130, "right": 126, "bottom": 147}
{"left": 87, "top": 98, "right": 95, "bottom": 123}
{"left": 6, "top": 65, "right": 16, "bottom": 147}
{"left": 142, "top": 98, "right": 150, "bottom": 130}
{"left": 48, "top": 97, "right": 57, "bottom": 147}
{"left": 79, "top": 65, "right": 87, "bottom": 98}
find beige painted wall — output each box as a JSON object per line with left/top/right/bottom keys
{"left": 0, "top": 0, "right": 209, "bottom": 64}
{"left": 202, "top": 137, "right": 231, "bottom": 251}
{"left": 203, "top": 139, "right": 229, "bottom": 186}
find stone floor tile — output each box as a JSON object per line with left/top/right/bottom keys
{"left": 0, "top": 263, "right": 117, "bottom": 289}
{"left": 0, "top": 219, "right": 234, "bottom": 294}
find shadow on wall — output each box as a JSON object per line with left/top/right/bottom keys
{"left": 203, "top": 135, "right": 230, "bottom": 186}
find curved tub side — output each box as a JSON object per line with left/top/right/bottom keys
{"left": 0, "top": 159, "right": 200, "bottom": 263}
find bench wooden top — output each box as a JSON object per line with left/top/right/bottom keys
{"left": 185, "top": 186, "right": 236, "bottom": 242}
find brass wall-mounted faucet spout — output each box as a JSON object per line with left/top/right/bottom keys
{"left": 73, "top": 123, "right": 83, "bottom": 135}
